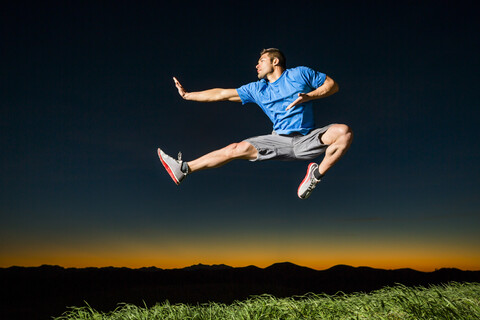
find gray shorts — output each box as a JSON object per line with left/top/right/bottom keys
{"left": 244, "top": 124, "right": 332, "bottom": 162}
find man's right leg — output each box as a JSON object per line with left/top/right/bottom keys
{"left": 187, "top": 141, "right": 257, "bottom": 172}
{"left": 158, "top": 141, "right": 257, "bottom": 184}
{"left": 297, "top": 124, "right": 353, "bottom": 199}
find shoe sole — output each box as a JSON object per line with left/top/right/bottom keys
{"left": 298, "top": 162, "right": 317, "bottom": 199}
{"left": 157, "top": 149, "right": 180, "bottom": 185}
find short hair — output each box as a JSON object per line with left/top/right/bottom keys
{"left": 260, "top": 48, "right": 286, "bottom": 69}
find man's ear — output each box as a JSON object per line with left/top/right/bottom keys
{"left": 273, "top": 57, "right": 279, "bottom": 66}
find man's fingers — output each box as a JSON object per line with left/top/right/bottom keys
{"left": 173, "top": 77, "right": 185, "bottom": 92}
{"left": 286, "top": 93, "right": 311, "bottom": 110}
{"left": 173, "top": 76, "right": 183, "bottom": 87}
{"left": 286, "top": 96, "right": 302, "bottom": 110}
{"left": 173, "top": 76, "right": 188, "bottom": 98}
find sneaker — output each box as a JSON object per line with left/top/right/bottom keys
{"left": 157, "top": 148, "right": 187, "bottom": 185}
{"left": 297, "top": 163, "right": 321, "bottom": 199}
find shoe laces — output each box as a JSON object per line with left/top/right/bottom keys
{"left": 307, "top": 175, "right": 320, "bottom": 192}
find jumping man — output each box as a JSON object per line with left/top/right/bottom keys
{"left": 158, "top": 48, "right": 353, "bottom": 199}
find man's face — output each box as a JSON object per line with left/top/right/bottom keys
{"left": 256, "top": 53, "right": 274, "bottom": 79}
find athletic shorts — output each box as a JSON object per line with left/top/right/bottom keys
{"left": 244, "top": 124, "right": 333, "bottom": 162}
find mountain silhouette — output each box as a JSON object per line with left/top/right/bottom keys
{"left": 265, "top": 261, "right": 317, "bottom": 273}
{"left": 181, "top": 263, "right": 234, "bottom": 271}
{"left": 1, "top": 263, "right": 479, "bottom": 320}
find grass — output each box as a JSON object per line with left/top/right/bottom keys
{"left": 54, "top": 282, "right": 480, "bottom": 320}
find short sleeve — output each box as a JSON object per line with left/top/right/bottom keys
{"left": 297, "top": 66, "right": 327, "bottom": 90}
{"left": 236, "top": 82, "right": 258, "bottom": 105}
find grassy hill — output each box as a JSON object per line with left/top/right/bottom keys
{"left": 55, "top": 282, "right": 480, "bottom": 320}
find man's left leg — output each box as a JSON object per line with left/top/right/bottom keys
{"left": 157, "top": 141, "right": 257, "bottom": 185}
{"left": 187, "top": 141, "right": 258, "bottom": 172}
{"left": 297, "top": 124, "right": 353, "bottom": 199}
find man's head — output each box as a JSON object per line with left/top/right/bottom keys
{"left": 256, "top": 48, "right": 286, "bottom": 80}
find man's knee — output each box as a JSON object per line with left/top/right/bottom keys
{"left": 339, "top": 124, "right": 353, "bottom": 143}
{"left": 322, "top": 124, "right": 353, "bottom": 145}
{"left": 224, "top": 141, "right": 256, "bottom": 159}
{"left": 334, "top": 124, "right": 353, "bottom": 137}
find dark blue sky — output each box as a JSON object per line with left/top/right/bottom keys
{"left": 1, "top": 1, "right": 479, "bottom": 270}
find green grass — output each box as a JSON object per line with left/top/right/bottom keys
{"left": 54, "top": 282, "right": 480, "bottom": 320}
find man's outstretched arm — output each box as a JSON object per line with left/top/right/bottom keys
{"left": 286, "top": 75, "right": 339, "bottom": 110}
{"left": 173, "top": 77, "right": 242, "bottom": 102}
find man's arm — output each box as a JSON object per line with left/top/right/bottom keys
{"left": 286, "top": 75, "right": 339, "bottom": 110}
{"left": 173, "top": 77, "right": 242, "bottom": 102}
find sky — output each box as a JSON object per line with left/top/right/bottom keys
{"left": 1, "top": 1, "right": 479, "bottom": 272}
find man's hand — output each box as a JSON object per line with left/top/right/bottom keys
{"left": 286, "top": 93, "right": 313, "bottom": 110}
{"left": 286, "top": 76, "right": 339, "bottom": 110}
{"left": 173, "top": 77, "right": 188, "bottom": 99}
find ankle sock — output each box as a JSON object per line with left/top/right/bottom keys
{"left": 314, "top": 169, "right": 324, "bottom": 180}
{"left": 181, "top": 162, "right": 189, "bottom": 174}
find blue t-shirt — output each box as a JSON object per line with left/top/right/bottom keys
{"left": 236, "top": 66, "right": 326, "bottom": 135}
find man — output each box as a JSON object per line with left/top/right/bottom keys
{"left": 158, "top": 48, "right": 353, "bottom": 199}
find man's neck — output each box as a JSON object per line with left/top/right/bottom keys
{"left": 266, "top": 67, "right": 285, "bottom": 83}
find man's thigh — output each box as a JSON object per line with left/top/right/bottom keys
{"left": 243, "top": 134, "right": 295, "bottom": 161}
{"left": 293, "top": 125, "right": 332, "bottom": 160}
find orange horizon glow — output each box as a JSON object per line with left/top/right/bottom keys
{"left": 2, "top": 246, "right": 479, "bottom": 272}
{"left": 3, "top": 225, "right": 479, "bottom": 272}
{"left": 2, "top": 260, "right": 479, "bottom": 273}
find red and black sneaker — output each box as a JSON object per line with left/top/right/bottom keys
{"left": 297, "top": 163, "right": 321, "bottom": 199}
{"left": 157, "top": 148, "right": 187, "bottom": 185}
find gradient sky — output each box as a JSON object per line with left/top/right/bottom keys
{"left": 1, "top": 1, "right": 479, "bottom": 272}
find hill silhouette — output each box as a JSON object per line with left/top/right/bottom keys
{"left": 1, "top": 263, "right": 479, "bottom": 320}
